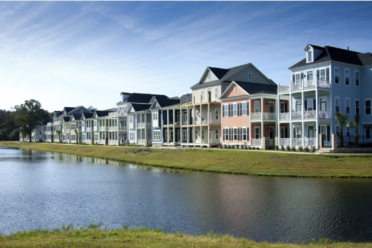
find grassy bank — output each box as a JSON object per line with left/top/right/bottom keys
{"left": 1, "top": 225, "right": 371, "bottom": 248}
{"left": 1, "top": 141, "right": 372, "bottom": 178}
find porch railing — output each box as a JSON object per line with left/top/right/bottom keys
{"left": 292, "top": 138, "right": 302, "bottom": 146}
{"left": 251, "top": 138, "right": 261, "bottom": 146}
{"left": 119, "top": 126, "right": 126, "bottom": 131}
{"left": 304, "top": 138, "right": 316, "bottom": 146}
{"left": 263, "top": 112, "right": 276, "bottom": 120}
{"left": 278, "top": 80, "right": 331, "bottom": 93}
{"left": 251, "top": 112, "right": 261, "bottom": 120}
{"left": 279, "top": 138, "right": 290, "bottom": 146}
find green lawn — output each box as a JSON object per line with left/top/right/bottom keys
{"left": 1, "top": 141, "right": 372, "bottom": 178}
{"left": 1, "top": 225, "right": 371, "bottom": 248}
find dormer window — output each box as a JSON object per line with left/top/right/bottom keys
{"left": 307, "top": 50, "right": 313, "bottom": 63}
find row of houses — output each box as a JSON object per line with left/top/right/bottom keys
{"left": 26, "top": 44, "right": 372, "bottom": 149}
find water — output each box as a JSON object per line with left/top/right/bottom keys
{"left": 1, "top": 146, "right": 372, "bottom": 243}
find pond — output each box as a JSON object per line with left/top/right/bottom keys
{"left": 1, "top": 146, "right": 372, "bottom": 243}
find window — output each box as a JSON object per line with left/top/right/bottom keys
{"left": 233, "top": 128, "right": 238, "bottom": 141}
{"left": 201, "top": 90, "right": 205, "bottom": 102}
{"left": 215, "top": 108, "right": 219, "bottom": 120}
{"left": 346, "top": 127, "right": 350, "bottom": 137}
{"left": 195, "top": 129, "right": 198, "bottom": 139}
{"left": 153, "top": 130, "right": 160, "bottom": 140}
{"left": 355, "top": 71, "right": 360, "bottom": 86}
{"left": 201, "top": 111, "right": 205, "bottom": 122}
{"left": 242, "top": 102, "right": 247, "bottom": 116}
{"left": 130, "top": 132, "right": 135, "bottom": 140}
{"left": 320, "top": 69, "right": 326, "bottom": 81}
{"left": 296, "top": 101, "right": 302, "bottom": 112}
{"left": 215, "top": 129, "right": 219, "bottom": 139}
{"left": 345, "top": 69, "right": 350, "bottom": 85}
{"left": 345, "top": 98, "right": 350, "bottom": 115}
{"left": 242, "top": 127, "right": 247, "bottom": 141}
{"left": 248, "top": 72, "right": 252, "bottom": 81}
{"left": 207, "top": 71, "right": 210, "bottom": 79}
{"left": 356, "top": 100, "right": 360, "bottom": 115}
{"left": 233, "top": 103, "right": 238, "bottom": 117}
{"left": 254, "top": 101, "right": 260, "bottom": 113}
{"left": 129, "top": 117, "right": 133, "bottom": 123}
{"left": 215, "top": 87, "right": 218, "bottom": 99}
{"left": 182, "top": 130, "right": 187, "bottom": 141}
{"left": 224, "top": 128, "right": 229, "bottom": 141}
{"left": 233, "top": 86, "right": 236, "bottom": 92}
{"left": 223, "top": 104, "right": 229, "bottom": 117}
{"left": 335, "top": 97, "right": 340, "bottom": 113}
{"left": 307, "top": 50, "right": 312, "bottom": 62}
{"left": 152, "top": 113, "right": 158, "bottom": 120}
{"left": 269, "top": 102, "right": 275, "bottom": 113}
{"left": 202, "top": 130, "right": 205, "bottom": 139}
{"left": 366, "top": 100, "right": 371, "bottom": 115}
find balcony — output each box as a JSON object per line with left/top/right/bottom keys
{"left": 137, "top": 122, "right": 151, "bottom": 128}
{"left": 304, "top": 110, "right": 316, "bottom": 119}
{"left": 278, "top": 80, "right": 331, "bottom": 93}
{"left": 108, "top": 126, "right": 117, "bottom": 131}
{"left": 252, "top": 112, "right": 277, "bottom": 120}
{"left": 119, "top": 126, "right": 126, "bottom": 131}
{"left": 318, "top": 111, "right": 332, "bottom": 119}
{"left": 279, "top": 138, "right": 290, "bottom": 146}
{"left": 304, "top": 138, "right": 316, "bottom": 146}
{"left": 100, "top": 126, "right": 108, "bottom": 131}
{"left": 292, "top": 111, "right": 302, "bottom": 120}
{"left": 279, "top": 112, "right": 290, "bottom": 120}
{"left": 251, "top": 138, "right": 261, "bottom": 146}
{"left": 292, "top": 138, "right": 302, "bottom": 146}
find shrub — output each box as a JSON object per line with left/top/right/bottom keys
{"left": 286, "top": 145, "right": 290, "bottom": 151}
{"left": 248, "top": 146, "right": 251, "bottom": 150}
{"left": 311, "top": 146, "right": 316, "bottom": 152}
{"left": 275, "top": 145, "right": 279, "bottom": 150}
{"left": 304, "top": 146, "right": 310, "bottom": 152}
{"left": 292, "top": 146, "right": 296, "bottom": 151}
{"left": 219, "top": 143, "right": 222, "bottom": 148}
{"left": 281, "top": 145, "right": 285, "bottom": 151}
{"left": 298, "top": 146, "right": 303, "bottom": 152}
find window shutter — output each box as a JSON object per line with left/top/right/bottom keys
{"left": 327, "top": 126, "right": 330, "bottom": 141}
{"left": 301, "top": 73, "right": 304, "bottom": 80}
{"left": 326, "top": 68, "right": 329, "bottom": 81}
{"left": 238, "top": 128, "right": 241, "bottom": 141}
{"left": 247, "top": 102, "right": 250, "bottom": 115}
{"left": 247, "top": 128, "right": 250, "bottom": 141}
{"left": 316, "top": 70, "right": 319, "bottom": 80}
{"left": 230, "top": 104, "right": 233, "bottom": 117}
{"left": 285, "top": 102, "right": 288, "bottom": 112}
{"left": 313, "top": 99, "right": 316, "bottom": 110}
{"left": 304, "top": 100, "right": 307, "bottom": 111}
{"left": 292, "top": 74, "right": 295, "bottom": 82}
{"left": 230, "top": 129, "right": 232, "bottom": 141}
{"left": 285, "top": 128, "right": 287, "bottom": 138}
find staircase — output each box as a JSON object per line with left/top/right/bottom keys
{"left": 317, "top": 147, "right": 334, "bottom": 154}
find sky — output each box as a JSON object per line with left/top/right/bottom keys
{"left": 1, "top": 1, "right": 372, "bottom": 112}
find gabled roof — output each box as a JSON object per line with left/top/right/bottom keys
{"left": 290, "top": 45, "right": 372, "bottom": 69}
{"left": 130, "top": 103, "right": 152, "bottom": 112}
{"left": 120, "top": 93, "right": 169, "bottom": 104}
{"left": 151, "top": 98, "right": 180, "bottom": 109}
{"left": 94, "top": 110, "right": 113, "bottom": 117}
{"left": 81, "top": 113, "right": 94, "bottom": 119}
{"left": 63, "top": 107, "right": 75, "bottom": 114}
{"left": 62, "top": 117, "right": 70, "bottom": 122}
{"left": 71, "top": 114, "right": 82, "bottom": 121}
{"left": 208, "top": 67, "right": 229, "bottom": 79}
{"left": 220, "top": 81, "right": 277, "bottom": 99}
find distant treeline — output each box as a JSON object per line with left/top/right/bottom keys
{"left": 0, "top": 110, "right": 20, "bottom": 141}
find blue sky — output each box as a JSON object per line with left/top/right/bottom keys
{"left": 1, "top": 1, "right": 372, "bottom": 112}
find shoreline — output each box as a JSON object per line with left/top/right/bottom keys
{"left": 2, "top": 141, "right": 372, "bottom": 178}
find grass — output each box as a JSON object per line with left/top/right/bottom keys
{"left": 1, "top": 141, "right": 372, "bottom": 178}
{"left": 1, "top": 224, "right": 371, "bottom": 248}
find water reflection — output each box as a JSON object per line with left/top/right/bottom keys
{"left": 0, "top": 146, "right": 371, "bottom": 243}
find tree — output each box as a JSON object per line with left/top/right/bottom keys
{"left": 335, "top": 112, "right": 348, "bottom": 148}
{"left": 56, "top": 130, "right": 62, "bottom": 143}
{"left": 14, "top": 99, "right": 50, "bottom": 142}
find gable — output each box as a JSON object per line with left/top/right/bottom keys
{"left": 223, "top": 83, "right": 249, "bottom": 98}
{"left": 200, "top": 69, "right": 219, "bottom": 84}
{"left": 224, "top": 65, "right": 272, "bottom": 85}
{"left": 129, "top": 106, "right": 135, "bottom": 113}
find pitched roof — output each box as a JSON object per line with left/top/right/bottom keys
{"left": 71, "top": 114, "right": 82, "bottom": 120}
{"left": 82, "top": 113, "right": 94, "bottom": 119}
{"left": 94, "top": 110, "right": 113, "bottom": 117}
{"left": 234, "top": 81, "right": 277, "bottom": 95}
{"left": 290, "top": 45, "right": 372, "bottom": 69}
{"left": 63, "top": 117, "right": 70, "bottom": 122}
{"left": 156, "top": 98, "right": 180, "bottom": 108}
{"left": 122, "top": 93, "right": 169, "bottom": 104}
{"left": 208, "top": 67, "right": 229, "bottom": 79}
{"left": 130, "top": 103, "right": 152, "bottom": 112}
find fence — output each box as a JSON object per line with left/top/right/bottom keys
{"left": 336, "top": 135, "right": 372, "bottom": 148}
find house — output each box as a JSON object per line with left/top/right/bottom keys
{"left": 219, "top": 77, "right": 278, "bottom": 148}
{"left": 91, "top": 110, "right": 116, "bottom": 145}
{"left": 127, "top": 103, "right": 152, "bottom": 146}
{"left": 278, "top": 44, "right": 372, "bottom": 148}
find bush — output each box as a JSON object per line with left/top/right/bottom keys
{"left": 281, "top": 145, "right": 285, "bottom": 151}
{"left": 248, "top": 146, "right": 251, "bottom": 150}
{"left": 311, "top": 146, "right": 316, "bottom": 152}
{"left": 304, "top": 146, "right": 310, "bottom": 152}
{"left": 275, "top": 145, "right": 279, "bottom": 150}
{"left": 291, "top": 146, "right": 296, "bottom": 151}
{"left": 286, "top": 145, "right": 290, "bottom": 151}
{"left": 298, "top": 146, "right": 303, "bottom": 152}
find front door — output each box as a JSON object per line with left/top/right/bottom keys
{"left": 255, "top": 126, "right": 260, "bottom": 139}
{"left": 269, "top": 127, "right": 274, "bottom": 146}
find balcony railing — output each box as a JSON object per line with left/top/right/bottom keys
{"left": 108, "top": 126, "right": 117, "bottom": 131}
{"left": 263, "top": 112, "right": 276, "bottom": 120}
{"left": 318, "top": 111, "right": 332, "bottom": 119}
{"left": 119, "top": 126, "right": 126, "bottom": 131}
{"left": 292, "top": 138, "right": 302, "bottom": 146}
{"left": 137, "top": 122, "right": 151, "bottom": 128}
{"left": 279, "top": 112, "right": 290, "bottom": 120}
{"left": 292, "top": 111, "right": 302, "bottom": 120}
{"left": 251, "top": 112, "right": 261, "bottom": 120}
{"left": 304, "top": 110, "right": 316, "bottom": 119}
{"left": 304, "top": 138, "right": 316, "bottom": 146}
{"left": 251, "top": 138, "right": 261, "bottom": 146}
{"left": 278, "top": 80, "right": 331, "bottom": 93}
{"left": 100, "top": 126, "right": 108, "bottom": 131}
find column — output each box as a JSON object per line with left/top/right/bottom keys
{"left": 316, "top": 89, "right": 319, "bottom": 119}
{"left": 173, "top": 108, "right": 175, "bottom": 144}
{"left": 144, "top": 112, "right": 147, "bottom": 146}
{"left": 187, "top": 106, "right": 189, "bottom": 144}
{"left": 207, "top": 103, "right": 210, "bottom": 146}
{"left": 301, "top": 91, "right": 304, "bottom": 120}
{"left": 289, "top": 93, "right": 292, "bottom": 120}
{"left": 289, "top": 123, "right": 293, "bottom": 147}
{"left": 261, "top": 97, "right": 263, "bottom": 119}
{"left": 302, "top": 121, "right": 305, "bottom": 147}
{"left": 200, "top": 104, "right": 202, "bottom": 145}
{"left": 167, "top": 109, "right": 169, "bottom": 143}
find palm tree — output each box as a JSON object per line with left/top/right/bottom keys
{"left": 335, "top": 112, "right": 348, "bottom": 147}
{"left": 354, "top": 113, "right": 360, "bottom": 147}
{"left": 56, "top": 130, "right": 62, "bottom": 143}
{"left": 74, "top": 129, "right": 79, "bottom": 144}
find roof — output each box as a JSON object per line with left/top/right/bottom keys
{"left": 156, "top": 98, "right": 180, "bottom": 108}
{"left": 208, "top": 67, "right": 229, "bottom": 79}
{"left": 290, "top": 45, "right": 372, "bottom": 69}
{"left": 63, "top": 117, "right": 70, "bottom": 122}
{"left": 63, "top": 107, "right": 75, "bottom": 114}
{"left": 130, "top": 103, "right": 152, "bottom": 112}
{"left": 234, "top": 81, "right": 277, "bottom": 95}
{"left": 82, "top": 113, "right": 94, "bottom": 119}
{"left": 71, "top": 114, "right": 82, "bottom": 120}
{"left": 94, "top": 110, "right": 113, "bottom": 117}
{"left": 122, "top": 93, "right": 169, "bottom": 104}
